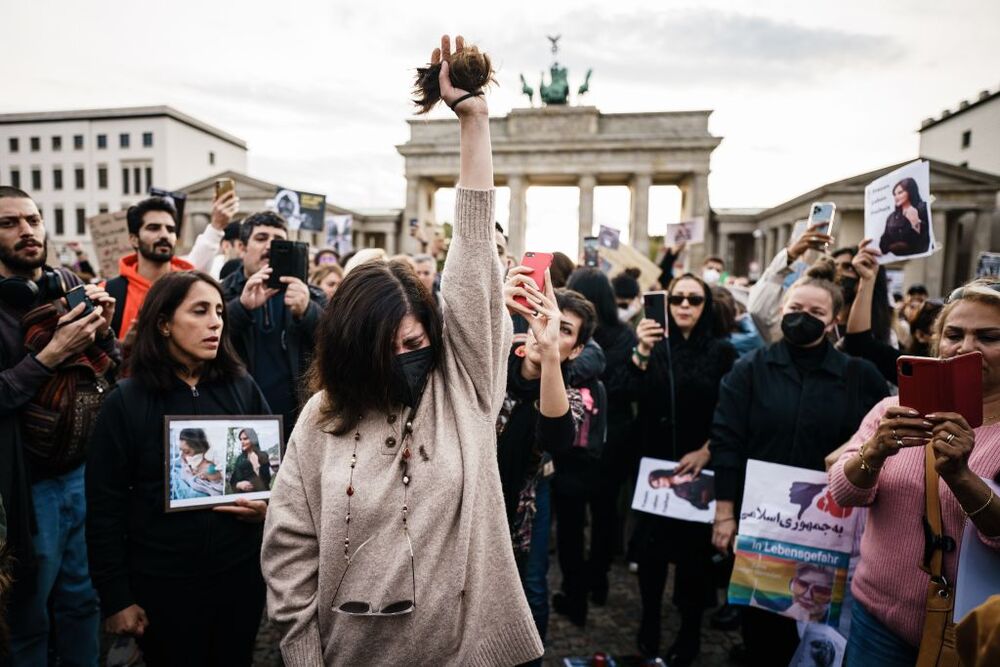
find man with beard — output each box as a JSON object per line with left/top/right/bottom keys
{"left": 0, "top": 186, "right": 120, "bottom": 664}
{"left": 221, "top": 211, "right": 325, "bottom": 431}
{"left": 106, "top": 192, "right": 239, "bottom": 339}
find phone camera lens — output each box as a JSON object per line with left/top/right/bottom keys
{"left": 900, "top": 362, "right": 913, "bottom": 376}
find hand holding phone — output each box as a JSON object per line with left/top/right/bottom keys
{"left": 266, "top": 240, "right": 309, "bottom": 290}
{"left": 214, "top": 178, "right": 235, "bottom": 200}
{"left": 65, "top": 285, "right": 94, "bottom": 318}
{"left": 583, "top": 237, "right": 599, "bottom": 268}
{"left": 897, "top": 352, "right": 983, "bottom": 428}
{"left": 513, "top": 252, "right": 553, "bottom": 312}
{"left": 808, "top": 201, "right": 837, "bottom": 236}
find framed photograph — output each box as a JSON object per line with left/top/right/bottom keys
{"left": 163, "top": 415, "right": 284, "bottom": 512}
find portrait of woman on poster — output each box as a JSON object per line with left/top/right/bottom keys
{"left": 177, "top": 428, "right": 223, "bottom": 497}
{"left": 230, "top": 427, "right": 272, "bottom": 492}
{"left": 648, "top": 468, "right": 715, "bottom": 511}
{"left": 878, "top": 177, "right": 930, "bottom": 257}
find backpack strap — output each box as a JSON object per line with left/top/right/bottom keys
{"left": 105, "top": 276, "right": 128, "bottom": 337}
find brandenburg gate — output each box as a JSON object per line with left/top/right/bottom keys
{"left": 397, "top": 105, "right": 722, "bottom": 260}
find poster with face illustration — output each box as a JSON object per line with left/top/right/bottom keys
{"left": 728, "top": 460, "right": 860, "bottom": 627}
{"left": 164, "top": 415, "right": 284, "bottom": 512}
{"left": 630, "top": 456, "right": 715, "bottom": 524}
{"left": 865, "top": 160, "right": 936, "bottom": 264}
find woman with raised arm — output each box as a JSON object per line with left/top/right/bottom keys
{"left": 260, "top": 36, "right": 543, "bottom": 666}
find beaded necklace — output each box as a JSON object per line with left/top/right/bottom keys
{"left": 343, "top": 404, "right": 421, "bottom": 561}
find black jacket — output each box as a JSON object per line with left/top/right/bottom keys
{"left": 0, "top": 267, "right": 120, "bottom": 576}
{"left": 85, "top": 374, "right": 269, "bottom": 618}
{"left": 710, "top": 339, "right": 889, "bottom": 505}
{"left": 220, "top": 269, "right": 326, "bottom": 422}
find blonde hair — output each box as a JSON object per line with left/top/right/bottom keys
{"left": 343, "top": 248, "right": 387, "bottom": 275}
{"left": 932, "top": 278, "right": 1000, "bottom": 355}
{"left": 309, "top": 263, "right": 343, "bottom": 286}
{"left": 783, "top": 257, "right": 844, "bottom": 316}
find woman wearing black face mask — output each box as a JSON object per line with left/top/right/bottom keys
{"left": 709, "top": 267, "right": 889, "bottom": 665}
{"left": 260, "top": 35, "right": 545, "bottom": 667}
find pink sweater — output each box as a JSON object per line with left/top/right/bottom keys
{"left": 829, "top": 397, "right": 1000, "bottom": 647}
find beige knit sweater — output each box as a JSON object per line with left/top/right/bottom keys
{"left": 261, "top": 188, "right": 543, "bottom": 666}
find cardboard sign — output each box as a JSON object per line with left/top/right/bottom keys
{"left": 87, "top": 210, "right": 132, "bottom": 278}
{"left": 631, "top": 456, "right": 715, "bottom": 523}
{"left": 728, "top": 460, "right": 860, "bottom": 628}
{"left": 596, "top": 241, "right": 662, "bottom": 290}
{"left": 865, "top": 160, "right": 936, "bottom": 264}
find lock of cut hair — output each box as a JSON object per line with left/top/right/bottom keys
{"left": 412, "top": 44, "right": 496, "bottom": 114}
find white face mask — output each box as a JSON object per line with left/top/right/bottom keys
{"left": 184, "top": 453, "right": 204, "bottom": 470}
{"left": 702, "top": 268, "right": 722, "bottom": 285}
{"left": 618, "top": 301, "right": 641, "bottom": 323}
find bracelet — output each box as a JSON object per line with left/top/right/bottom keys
{"left": 858, "top": 442, "right": 882, "bottom": 476}
{"left": 966, "top": 488, "right": 995, "bottom": 519}
{"left": 632, "top": 346, "right": 650, "bottom": 362}
{"left": 714, "top": 517, "right": 736, "bottom": 524}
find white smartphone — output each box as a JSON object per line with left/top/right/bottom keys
{"left": 808, "top": 202, "right": 837, "bottom": 236}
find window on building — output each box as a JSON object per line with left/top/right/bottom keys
{"left": 133, "top": 167, "right": 141, "bottom": 194}
{"left": 53, "top": 168, "right": 63, "bottom": 191}
{"left": 10, "top": 169, "right": 20, "bottom": 188}
{"left": 8, "top": 137, "right": 18, "bottom": 153}
{"left": 143, "top": 132, "right": 153, "bottom": 147}
{"left": 122, "top": 167, "right": 130, "bottom": 194}
{"left": 74, "top": 167, "right": 85, "bottom": 190}
{"left": 31, "top": 169, "right": 41, "bottom": 190}
{"left": 145, "top": 166, "right": 153, "bottom": 190}
{"left": 52, "top": 136, "right": 62, "bottom": 151}
{"left": 209, "top": 151, "right": 215, "bottom": 165}
{"left": 97, "top": 134, "right": 107, "bottom": 149}
{"left": 30, "top": 137, "right": 40, "bottom": 152}
{"left": 98, "top": 165, "right": 108, "bottom": 189}
{"left": 73, "top": 134, "right": 84, "bottom": 150}
{"left": 961, "top": 130, "right": 972, "bottom": 149}
{"left": 54, "top": 207, "right": 64, "bottom": 236}
{"left": 99, "top": 204, "right": 109, "bottom": 214}
{"left": 76, "top": 207, "right": 86, "bottom": 235}
{"left": 120, "top": 133, "right": 130, "bottom": 149}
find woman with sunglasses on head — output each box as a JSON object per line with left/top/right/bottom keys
{"left": 85, "top": 271, "right": 270, "bottom": 666}
{"left": 260, "top": 36, "right": 544, "bottom": 666}
{"left": 710, "top": 261, "right": 888, "bottom": 665}
{"left": 629, "top": 273, "right": 737, "bottom": 666}
{"left": 829, "top": 278, "right": 1000, "bottom": 667}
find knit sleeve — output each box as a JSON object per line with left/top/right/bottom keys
{"left": 829, "top": 397, "right": 896, "bottom": 507}
{"left": 261, "top": 419, "right": 323, "bottom": 666}
{"left": 439, "top": 188, "right": 513, "bottom": 418}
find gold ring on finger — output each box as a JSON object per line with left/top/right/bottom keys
{"left": 896, "top": 438, "right": 903, "bottom": 449}
{"left": 946, "top": 433, "right": 955, "bottom": 444}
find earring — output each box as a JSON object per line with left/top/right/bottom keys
{"left": 161, "top": 329, "right": 170, "bottom": 338}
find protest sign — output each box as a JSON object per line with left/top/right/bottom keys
{"left": 87, "top": 210, "right": 132, "bottom": 278}
{"left": 598, "top": 225, "right": 621, "bottom": 250}
{"left": 273, "top": 187, "right": 326, "bottom": 232}
{"left": 975, "top": 252, "right": 1000, "bottom": 279}
{"left": 728, "top": 460, "right": 859, "bottom": 627}
{"left": 631, "top": 456, "right": 715, "bottom": 524}
{"left": 325, "top": 214, "right": 354, "bottom": 254}
{"left": 788, "top": 623, "right": 846, "bottom": 667}
{"left": 595, "top": 241, "right": 662, "bottom": 289}
{"left": 665, "top": 218, "right": 705, "bottom": 245}
{"left": 864, "top": 160, "right": 935, "bottom": 264}
{"left": 955, "top": 479, "right": 1000, "bottom": 621}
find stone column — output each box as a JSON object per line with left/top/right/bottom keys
{"left": 507, "top": 174, "right": 528, "bottom": 260}
{"left": 969, "top": 209, "right": 994, "bottom": 281}
{"left": 629, "top": 173, "right": 652, "bottom": 255}
{"left": 400, "top": 178, "right": 436, "bottom": 255}
{"left": 577, "top": 174, "right": 596, "bottom": 261}
{"left": 680, "top": 171, "right": 710, "bottom": 266}
{"left": 717, "top": 230, "right": 730, "bottom": 266}
{"left": 402, "top": 176, "right": 420, "bottom": 254}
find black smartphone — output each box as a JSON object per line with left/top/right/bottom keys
{"left": 583, "top": 236, "right": 599, "bottom": 268}
{"left": 266, "top": 240, "right": 309, "bottom": 289}
{"left": 65, "top": 285, "right": 94, "bottom": 316}
{"left": 643, "top": 291, "right": 667, "bottom": 330}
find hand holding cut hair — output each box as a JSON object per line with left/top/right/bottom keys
{"left": 414, "top": 35, "right": 492, "bottom": 117}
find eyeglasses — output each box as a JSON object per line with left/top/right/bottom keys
{"left": 947, "top": 282, "right": 1000, "bottom": 304}
{"left": 668, "top": 294, "right": 705, "bottom": 307}
{"left": 330, "top": 531, "right": 416, "bottom": 616}
{"left": 792, "top": 577, "right": 833, "bottom": 599}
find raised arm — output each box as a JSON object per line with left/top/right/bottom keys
{"left": 436, "top": 35, "right": 512, "bottom": 417}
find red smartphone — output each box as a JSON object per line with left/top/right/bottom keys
{"left": 897, "top": 352, "right": 983, "bottom": 427}
{"left": 515, "top": 251, "right": 553, "bottom": 312}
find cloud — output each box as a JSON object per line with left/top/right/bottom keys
{"left": 488, "top": 8, "right": 903, "bottom": 88}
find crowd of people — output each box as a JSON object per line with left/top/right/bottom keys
{"left": 1, "top": 35, "right": 999, "bottom": 667}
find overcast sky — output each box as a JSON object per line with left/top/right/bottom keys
{"left": 7, "top": 0, "right": 999, "bottom": 256}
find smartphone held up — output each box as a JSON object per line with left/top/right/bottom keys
{"left": 514, "top": 251, "right": 553, "bottom": 313}
{"left": 808, "top": 201, "right": 837, "bottom": 236}
{"left": 897, "top": 351, "right": 983, "bottom": 428}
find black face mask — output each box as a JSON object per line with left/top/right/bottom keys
{"left": 390, "top": 346, "right": 435, "bottom": 408}
{"left": 781, "top": 312, "right": 828, "bottom": 347}
{"left": 839, "top": 276, "right": 858, "bottom": 306}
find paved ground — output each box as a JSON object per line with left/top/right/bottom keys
{"left": 250, "top": 557, "right": 743, "bottom": 666}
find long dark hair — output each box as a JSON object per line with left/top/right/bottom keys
{"left": 239, "top": 427, "right": 262, "bottom": 455}
{"left": 893, "top": 177, "right": 924, "bottom": 211}
{"left": 127, "top": 271, "right": 245, "bottom": 392}
{"left": 308, "top": 259, "right": 443, "bottom": 435}
{"left": 566, "top": 267, "right": 622, "bottom": 350}
{"left": 178, "top": 427, "right": 210, "bottom": 454}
